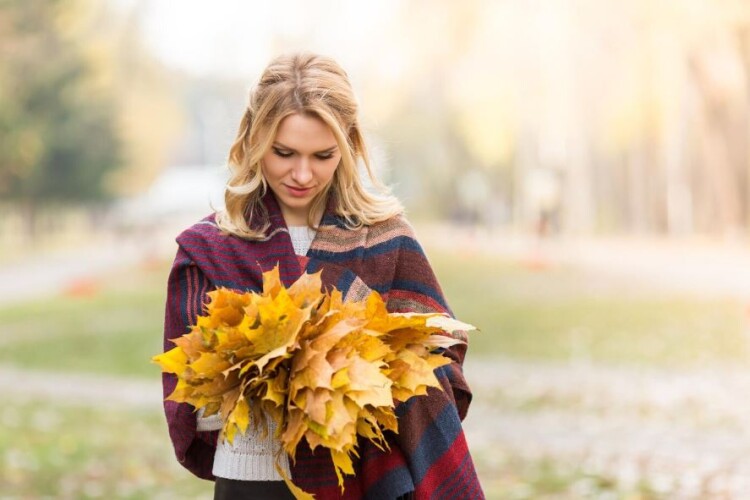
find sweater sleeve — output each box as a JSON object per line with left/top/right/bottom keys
{"left": 162, "top": 245, "right": 219, "bottom": 480}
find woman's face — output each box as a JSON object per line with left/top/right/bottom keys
{"left": 261, "top": 113, "right": 342, "bottom": 226}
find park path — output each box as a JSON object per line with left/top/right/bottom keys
{"left": 462, "top": 358, "right": 750, "bottom": 497}
{"left": 0, "top": 365, "right": 162, "bottom": 410}
{"left": 0, "top": 229, "right": 173, "bottom": 306}
{"left": 0, "top": 239, "right": 140, "bottom": 306}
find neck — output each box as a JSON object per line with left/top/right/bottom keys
{"left": 281, "top": 206, "right": 323, "bottom": 227}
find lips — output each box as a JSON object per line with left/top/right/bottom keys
{"left": 285, "top": 185, "right": 314, "bottom": 197}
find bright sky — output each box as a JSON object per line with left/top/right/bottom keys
{"left": 111, "top": 0, "right": 400, "bottom": 80}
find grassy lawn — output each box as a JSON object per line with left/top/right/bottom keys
{"left": 0, "top": 250, "right": 745, "bottom": 377}
{"left": 430, "top": 251, "right": 747, "bottom": 368}
{"left": 474, "top": 451, "right": 661, "bottom": 500}
{"left": 1, "top": 398, "right": 663, "bottom": 500}
{"left": 1, "top": 398, "right": 213, "bottom": 499}
{"left": 0, "top": 269, "right": 166, "bottom": 378}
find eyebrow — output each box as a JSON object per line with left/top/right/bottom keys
{"left": 272, "top": 142, "right": 338, "bottom": 154}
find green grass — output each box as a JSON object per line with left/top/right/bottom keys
{"left": 455, "top": 449, "right": 663, "bottom": 500}
{"left": 429, "top": 251, "right": 747, "bottom": 368}
{"left": 1, "top": 398, "right": 662, "bottom": 500}
{"left": 0, "top": 398, "right": 213, "bottom": 499}
{"left": 0, "top": 250, "right": 746, "bottom": 379}
{"left": 0, "top": 263, "right": 169, "bottom": 378}
{"left": 0, "top": 291, "right": 165, "bottom": 378}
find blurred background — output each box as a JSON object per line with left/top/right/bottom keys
{"left": 2, "top": 0, "right": 750, "bottom": 498}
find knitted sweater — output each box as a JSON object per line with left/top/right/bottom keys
{"left": 194, "top": 225, "right": 315, "bottom": 481}
{"left": 161, "top": 192, "right": 483, "bottom": 499}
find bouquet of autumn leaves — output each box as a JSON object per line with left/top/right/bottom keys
{"left": 153, "top": 266, "right": 473, "bottom": 498}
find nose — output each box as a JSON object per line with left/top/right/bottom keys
{"left": 291, "top": 157, "right": 313, "bottom": 185}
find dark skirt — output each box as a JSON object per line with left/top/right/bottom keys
{"left": 214, "top": 478, "right": 295, "bottom": 500}
{"left": 214, "top": 477, "right": 416, "bottom": 499}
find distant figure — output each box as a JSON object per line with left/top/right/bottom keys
{"left": 160, "top": 52, "right": 483, "bottom": 499}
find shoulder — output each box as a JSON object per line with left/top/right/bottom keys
{"left": 367, "top": 214, "right": 417, "bottom": 240}
{"left": 363, "top": 214, "right": 424, "bottom": 255}
{"left": 309, "top": 214, "right": 418, "bottom": 259}
{"left": 176, "top": 212, "right": 219, "bottom": 236}
{"left": 174, "top": 213, "right": 244, "bottom": 258}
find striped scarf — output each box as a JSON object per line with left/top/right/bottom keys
{"left": 162, "top": 192, "right": 484, "bottom": 499}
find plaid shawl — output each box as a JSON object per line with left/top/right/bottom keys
{"left": 162, "top": 192, "right": 484, "bottom": 499}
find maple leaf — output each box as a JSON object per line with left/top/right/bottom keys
{"left": 152, "top": 264, "right": 476, "bottom": 499}
{"left": 263, "top": 266, "right": 283, "bottom": 295}
{"left": 152, "top": 346, "right": 188, "bottom": 375}
{"left": 261, "top": 367, "right": 288, "bottom": 408}
{"left": 287, "top": 270, "right": 325, "bottom": 309}
{"left": 245, "top": 287, "right": 311, "bottom": 374}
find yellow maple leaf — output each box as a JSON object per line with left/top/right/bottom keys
{"left": 152, "top": 346, "right": 188, "bottom": 375}
{"left": 262, "top": 265, "right": 283, "bottom": 298}
{"left": 287, "top": 270, "right": 325, "bottom": 309}
{"left": 153, "top": 264, "right": 476, "bottom": 498}
{"left": 330, "top": 449, "right": 356, "bottom": 492}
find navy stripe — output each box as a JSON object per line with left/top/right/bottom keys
{"left": 187, "top": 265, "right": 198, "bottom": 325}
{"left": 309, "top": 235, "right": 418, "bottom": 261}
{"left": 409, "top": 404, "right": 462, "bottom": 483}
{"left": 396, "top": 237, "right": 424, "bottom": 253}
{"left": 458, "top": 465, "right": 481, "bottom": 499}
{"left": 458, "top": 458, "right": 482, "bottom": 499}
{"left": 434, "top": 453, "right": 470, "bottom": 498}
{"left": 366, "top": 464, "right": 414, "bottom": 500}
{"left": 305, "top": 259, "right": 323, "bottom": 273}
{"left": 369, "top": 282, "right": 390, "bottom": 294}
{"left": 176, "top": 261, "right": 190, "bottom": 336}
{"left": 336, "top": 270, "right": 356, "bottom": 295}
{"left": 391, "top": 279, "right": 449, "bottom": 311}
{"left": 320, "top": 214, "right": 349, "bottom": 228}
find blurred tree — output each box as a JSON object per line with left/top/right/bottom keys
{"left": 99, "top": 0, "right": 184, "bottom": 197}
{"left": 0, "top": 0, "right": 122, "bottom": 234}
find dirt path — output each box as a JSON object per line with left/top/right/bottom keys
{"left": 0, "top": 365, "right": 161, "bottom": 410}
{"left": 462, "top": 358, "right": 750, "bottom": 497}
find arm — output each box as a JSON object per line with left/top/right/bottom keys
{"left": 162, "top": 245, "right": 219, "bottom": 480}
{"left": 386, "top": 219, "right": 472, "bottom": 419}
{"left": 383, "top": 219, "right": 483, "bottom": 498}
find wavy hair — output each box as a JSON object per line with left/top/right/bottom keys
{"left": 214, "top": 52, "right": 403, "bottom": 239}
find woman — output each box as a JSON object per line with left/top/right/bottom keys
{"left": 162, "top": 52, "right": 483, "bottom": 499}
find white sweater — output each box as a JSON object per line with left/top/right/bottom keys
{"left": 196, "top": 225, "right": 315, "bottom": 480}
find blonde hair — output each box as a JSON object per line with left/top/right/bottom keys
{"left": 215, "top": 52, "right": 403, "bottom": 240}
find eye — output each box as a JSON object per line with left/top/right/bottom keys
{"left": 315, "top": 153, "right": 335, "bottom": 160}
{"left": 272, "top": 148, "right": 293, "bottom": 158}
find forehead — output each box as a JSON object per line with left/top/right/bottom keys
{"left": 274, "top": 113, "right": 337, "bottom": 149}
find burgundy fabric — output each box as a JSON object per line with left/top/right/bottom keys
{"left": 161, "top": 192, "right": 484, "bottom": 499}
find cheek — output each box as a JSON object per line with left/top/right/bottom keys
{"left": 321, "top": 161, "right": 339, "bottom": 183}
{"left": 260, "top": 154, "right": 283, "bottom": 180}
